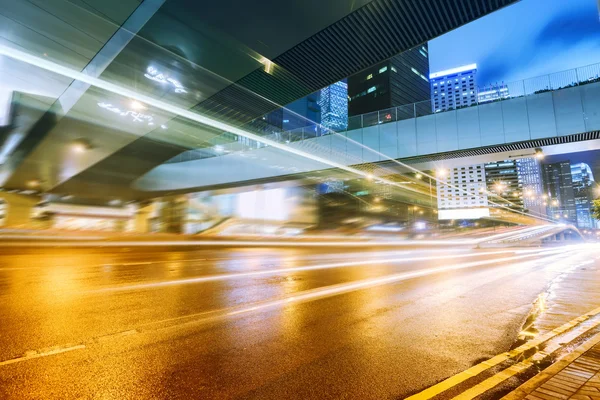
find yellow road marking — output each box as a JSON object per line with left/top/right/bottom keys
{"left": 405, "top": 305, "right": 600, "bottom": 400}
{"left": 453, "top": 360, "right": 534, "bottom": 400}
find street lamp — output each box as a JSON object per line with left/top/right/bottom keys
{"left": 534, "top": 148, "right": 544, "bottom": 159}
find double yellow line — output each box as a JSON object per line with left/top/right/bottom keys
{"left": 406, "top": 305, "right": 600, "bottom": 399}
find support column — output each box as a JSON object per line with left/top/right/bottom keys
{"left": 134, "top": 201, "right": 154, "bottom": 233}
{"left": 0, "top": 193, "right": 40, "bottom": 229}
{"left": 159, "top": 196, "right": 188, "bottom": 234}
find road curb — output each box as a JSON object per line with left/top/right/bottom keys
{"left": 501, "top": 331, "right": 600, "bottom": 400}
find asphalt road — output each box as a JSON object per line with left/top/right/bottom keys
{"left": 0, "top": 244, "right": 595, "bottom": 399}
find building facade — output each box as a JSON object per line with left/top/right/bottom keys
{"left": 283, "top": 92, "right": 322, "bottom": 131}
{"left": 347, "top": 45, "right": 430, "bottom": 117}
{"left": 436, "top": 158, "right": 546, "bottom": 220}
{"left": 517, "top": 157, "right": 546, "bottom": 217}
{"left": 543, "top": 161, "right": 577, "bottom": 224}
{"left": 318, "top": 80, "right": 347, "bottom": 132}
{"left": 436, "top": 164, "right": 489, "bottom": 219}
{"left": 430, "top": 64, "right": 478, "bottom": 112}
{"left": 571, "top": 162, "right": 595, "bottom": 228}
{"left": 484, "top": 160, "right": 524, "bottom": 212}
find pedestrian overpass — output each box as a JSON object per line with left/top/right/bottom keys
{"left": 134, "top": 73, "right": 600, "bottom": 192}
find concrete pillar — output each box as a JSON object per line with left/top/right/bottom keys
{"left": 0, "top": 193, "right": 40, "bottom": 229}
{"left": 134, "top": 201, "right": 154, "bottom": 233}
{"left": 158, "top": 196, "right": 188, "bottom": 234}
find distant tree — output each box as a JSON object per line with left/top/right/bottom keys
{"left": 592, "top": 199, "right": 600, "bottom": 222}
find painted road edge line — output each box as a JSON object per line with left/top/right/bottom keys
{"left": 452, "top": 317, "right": 600, "bottom": 399}
{"left": 405, "top": 305, "right": 600, "bottom": 400}
{"left": 501, "top": 331, "right": 600, "bottom": 400}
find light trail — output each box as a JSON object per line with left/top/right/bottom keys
{"left": 0, "top": 44, "right": 417, "bottom": 194}
{"left": 0, "top": 226, "right": 566, "bottom": 248}
{"left": 0, "top": 239, "right": 476, "bottom": 247}
{"left": 134, "top": 248, "right": 573, "bottom": 331}
{"left": 92, "top": 248, "right": 566, "bottom": 293}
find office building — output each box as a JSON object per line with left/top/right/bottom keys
{"left": 430, "top": 64, "right": 478, "bottom": 112}
{"left": 283, "top": 92, "right": 321, "bottom": 131}
{"left": 319, "top": 81, "right": 347, "bottom": 132}
{"left": 484, "top": 160, "right": 524, "bottom": 212}
{"left": 478, "top": 84, "right": 510, "bottom": 104}
{"left": 543, "top": 161, "right": 577, "bottom": 224}
{"left": 517, "top": 157, "right": 546, "bottom": 217}
{"left": 262, "top": 91, "right": 322, "bottom": 134}
{"left": 436, "top": 164, "right": 489, "bottom": 220}
{"left": 347, "top": 45, "right": 430, "bottom": 117}
{"left": 571, "top": 162, "right": 595, "bottom": 228}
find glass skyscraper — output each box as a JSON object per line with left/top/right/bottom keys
{"left": 571, "top": 162, "right": 595, "bottom": 228}
{"left": 517, "top": 157, "right": 545, "bottom": 218}
{"left": 319, "top": 80, "right": 348, "bottom": 132}
{"left": 543, "top": 161, "right": 578, "bottom": 224}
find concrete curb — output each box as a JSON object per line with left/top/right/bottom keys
{"left": 502, "top": 331, "right": 600, "bottom": 399}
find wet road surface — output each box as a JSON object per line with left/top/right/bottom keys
{"left": 0, "top": 244, "right": 597, "bottom": 399}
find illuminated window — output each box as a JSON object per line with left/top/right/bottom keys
{"left": 391, "top": 66, "right": 397, "bottom": 72}
{"left": 367, "top": 86, "right": 376, "bottom": 94}
{"left": 366, "top": 73, "right": 373, "bottom": 80}
{"left": 379, "top": 66, "right": 388, "bottom": 73}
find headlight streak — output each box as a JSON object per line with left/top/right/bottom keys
{"left": 130, "top": 248, "right": 576, "bottom": 330}
{"left": 92, "top": 248, "right": 568, "bottom": 294}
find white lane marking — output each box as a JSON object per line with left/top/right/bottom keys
{"left": 90, "top": 249, "right": 533, "bottom": 293}
{"left": 0, "top": 345, "right": 86, "bottom": 366}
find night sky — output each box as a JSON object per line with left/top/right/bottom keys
{"left": 429, "top": 0, "right": 600, "bottom": 86}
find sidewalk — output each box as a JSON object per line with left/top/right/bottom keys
{"left": 503, "top": 332, "right": 600, "bottom": 400}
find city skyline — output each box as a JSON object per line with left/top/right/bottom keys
{"left": 545, "top": 150, "right": 600, "bottom": 186}
{"left": 429, "top": 0, "right": 600, "bottom": 86}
